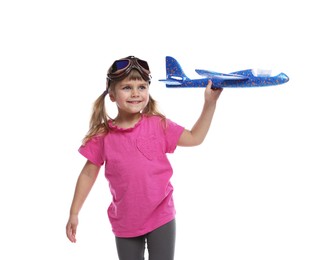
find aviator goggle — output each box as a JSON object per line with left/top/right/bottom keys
{"left": 106, "top": 56, "right": 151, "bottom": 88}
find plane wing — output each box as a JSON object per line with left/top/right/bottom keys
{"left": 195, "top": 69, "right": 248, "bottom": 80}
{"left": 158, "top": 79, "right": 182, "bottom": 86}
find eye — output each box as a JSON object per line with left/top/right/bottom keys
{"left": 122, "top": 85, "right": 132, "bottom": 90}
{"left": 139, "top": 85, "right": 147, "bottom": 90}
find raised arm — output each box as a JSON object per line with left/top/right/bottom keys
{"left": 66, "top": 160, "right": 101, "bottom": 243}
{"left": 178, "top": 80, "right": 223, "bottom": 147}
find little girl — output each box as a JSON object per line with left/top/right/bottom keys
{"left": 66, "top": 56, "right": 223, "bottom": 260}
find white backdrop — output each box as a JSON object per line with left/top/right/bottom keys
{"left": 1, "top": 0, "right": 320, "bottom": 259}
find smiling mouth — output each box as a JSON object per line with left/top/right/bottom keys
{"left": 127, "top": 101, "right": 142, "bottom": 104}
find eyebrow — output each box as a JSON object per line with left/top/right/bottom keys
{"left": 119, "top": 81, "right": 148, "bottom": 87}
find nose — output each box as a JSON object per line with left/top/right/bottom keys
{"left": 131, "top": 87, "right": 139, "bottom": 97}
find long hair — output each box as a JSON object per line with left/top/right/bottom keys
{"left": 82, "top": 69, "right": 165, "bottom": 144}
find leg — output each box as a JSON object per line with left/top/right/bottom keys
{"left": 115, "top": 235, "right": 146, "bottom": 260}
{"left": 146, "top": 219, "right": 176, "bottom": 260}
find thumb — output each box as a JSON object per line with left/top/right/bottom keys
{"left": 206, "top": 80, "right": 213, "bottom": 89}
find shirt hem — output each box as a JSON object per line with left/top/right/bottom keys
{"left": 113, "top": 216, "right": 176, "bottom": 238}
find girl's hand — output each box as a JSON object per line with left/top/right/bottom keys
{"left": 204, "top": 80, "right": 223, "bottom": 104}
{"left": 66, "top": 214, "right": 78, "bottom": 243}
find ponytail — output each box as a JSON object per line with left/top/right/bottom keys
{"left": 82, "top": 90, "right": 110, "bottom": 144}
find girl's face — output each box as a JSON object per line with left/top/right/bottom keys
{"left": 109, "top": 77, "right": 150, "bottom": 117}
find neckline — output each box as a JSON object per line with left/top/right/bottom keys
{"left": 108, "top": 114, "right": 144, "bottom": 132}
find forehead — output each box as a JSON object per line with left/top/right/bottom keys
{"left": 117, "top": 77, "right": 149, "bottom": 86}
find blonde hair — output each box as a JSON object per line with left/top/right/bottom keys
{"left": 82, "top": 69, "right": 165, "bottom": 144}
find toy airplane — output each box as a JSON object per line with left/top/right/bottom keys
{"left": 159, "top": 56, "right": 289, "bottom": 88}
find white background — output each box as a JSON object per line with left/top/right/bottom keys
{"left": 1, "top": 0, "right": 320, "bottom": 259}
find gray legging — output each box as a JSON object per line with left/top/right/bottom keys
{"left": 115, "top": 219, "right": 176, "bottom": 260}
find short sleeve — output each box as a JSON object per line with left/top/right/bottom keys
{"left": 78, "top": 135, "right": 105, "bottom": 166}
{"left": 164, "top": 119, "right": 184, "bottom": 153}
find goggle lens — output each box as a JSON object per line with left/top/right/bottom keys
{"left": 137, "top": 59, "right": 149, "bottom": 71}
{"left": 112, "top": 60, "right": 130, "bottom": 72}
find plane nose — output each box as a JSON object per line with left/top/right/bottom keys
{"left": 280, "top": 73, "right": 290, "bottom": 83}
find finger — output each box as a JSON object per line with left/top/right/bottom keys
{"left": 70, "top": 225, "right": 77, "bottom": 243}
{"left": 66, "top": 223, "right": 77, "bottom": 243}
{"left": 207, "top": 80, "right": 222, "bottom": 91}
{"left": 67, "top": 231, "right": 77, "bottom": 243}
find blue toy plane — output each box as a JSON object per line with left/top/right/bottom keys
{"left": 159, "top": 56, "right": 289, "bottom": 88}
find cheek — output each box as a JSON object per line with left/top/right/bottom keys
{"left": 144, "top": 91, "right": 150, "bottom": 99}
{"left": 144, "top": 94, "right": 150, "bottom": 103}
{"left": 113, "top": 92, "right": 127, "bottom": 102}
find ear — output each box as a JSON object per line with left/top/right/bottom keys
{"left": 109, "top": 92, "right": 116, "bottom": 102}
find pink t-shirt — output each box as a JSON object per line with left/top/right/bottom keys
{"left": 79, "top": 115, "right": 184, "bottom": 237}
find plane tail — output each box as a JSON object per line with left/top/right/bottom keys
{"left": 164, "top": 56, "right": 190, "bottom": 80}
